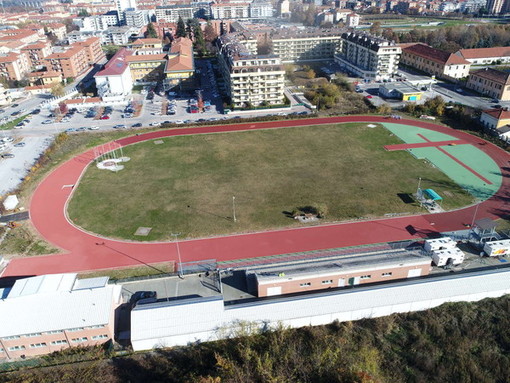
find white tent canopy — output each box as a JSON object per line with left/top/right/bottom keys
{"left": 3, "top": 194, "right": 18, "bottom": 210}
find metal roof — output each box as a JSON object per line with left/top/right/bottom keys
{"left": 0, "top": 274, "right": 121, "bottom": 337}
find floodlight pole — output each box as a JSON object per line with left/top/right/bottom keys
{"left": 172, "top": 233, "right": 184, "bottom": 279}
{"left": 417, "top": 177, "right": 422, "bottom": 194}
{"left": 232, "top": 196, "right": 237, "bottom": 223}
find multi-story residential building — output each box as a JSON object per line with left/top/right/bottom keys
{"left": 126, "top": 53, "right": 167, "bottom": 82}
{"left": 77, "top": 13, "right": 120, "bottom": 32}
{"left": 335, "top": 31, "right": 401, "bottom": 81}
{"left": 346, "top": 12, "right": 360, "bottom": 27}
{"left": 116, "top": 0, "right": 137, "bottom": 24}
{"left": 217, "top": 34, "right": 285, "bottom": 108}
{"left": 211, "top": 3, "right": 250, "bottom": 19}
{"left": 0, "top": 52, "right": 30, "bottom": 81}
{"left": 102, "top": 26, "right": 133, "bottom": 45}
{"left": 399, "top": 43, "right": 470, "bottom": 81}
{"left": 43, "top": 37, "right": 103, "bottom": 79}
{"left": 0, "top": 273, "right": 122, "bottom": 360}
{"left": 155, "top": 4, "right": 200, "bottom": 22}
{"left": 95, "top": 47, "right": 133, "bottom": 100}
{"left": 124, "top": 8, "right": 148, "bottom": 28}
{"left": 249, "top": 1, "right": 274, "bottom": 18}
{"left": 0, "top": 29, "right": 41, "bottom": 45}
{"left": 20, "top": 40, "right": 52, "bottom": 69}
{"left": 44, "top": 22, "right": 67, "bottom": 40}
{"left": 487, "top": 0, "right": 504, "bottom": 14}
{"left": 466, "top": 68, "right": 510, "bottom": 101}
{"left": 271, "top": 28, "right": 343, "bottom": 62}
{"left": 455, "top": 47, "right": 510, "bottom": 65}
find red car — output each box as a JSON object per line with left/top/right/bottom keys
{"left": 365, "top": 95, "right": 373, "bottom": 99}
{"left": 100, "top": 115, "right": 110, "bottom": 120}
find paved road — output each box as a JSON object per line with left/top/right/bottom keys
{"left": 2, "top": 116, "right": 509, "bottom": 277}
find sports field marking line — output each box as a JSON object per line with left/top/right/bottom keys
{"left": 435, "top": 146, "right": 492, "bottom": 185}
{"left": 384, "top": 140, "right": 467, "bottom": 151}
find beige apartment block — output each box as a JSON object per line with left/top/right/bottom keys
{"left": 467, "top": 68, "right": 510, "bottom": 101}
{"left": 0, "top": 52, "right": 30, "bottom": 81}
{"left": 0, "top": 274, "right": 122, "bottom": 360}
{"left": 20, "top": 41, "right": 52, "bottom": 68}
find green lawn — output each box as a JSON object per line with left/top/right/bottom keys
{"left": 67, "top": 123, "right": 473, "bottom": 240}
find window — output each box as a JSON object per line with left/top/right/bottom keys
{"left": 71, "top": 337, "right": 88, "bottom": 343}
{"left": 48, "top": 330, "right": 64, "bottom": 334}
{"left": 321, "top": 280, "right": 333, "bottom": 285}
{"left": 26, "top": 333, "right": 42, "bottom": 337}
{"left": 88, "top": 325, "right": 105, "bottom": 329}
{"left": 50, "top": 340, "right": 68, "bottom": 345}
{"left": 3, "top": 335, "right": 20, "bottom": 340}
{"left": 92, "top": 334, "right": 109, "bottom": 340}
{"left": 299, "top": 282, "right": 311, "bottom": 287}
{"left": 360, "top": 275, "right": 371, "bottom": 280}
{"left": 8, "top": 345, "right": 25, "bottom": 351}
{"left": 382, "top": 272, "right": 393, "bottom": 277}
{"left": 30, "top": 342, "right": 47, "bottom": 348}
{"left": 67, "top": 327, "right": 85, "bottom": 332}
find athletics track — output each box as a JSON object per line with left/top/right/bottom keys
{"left": 3, "top": 116, "right": 510, "bottom": 277}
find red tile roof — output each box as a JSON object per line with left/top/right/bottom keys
{"left": 458, "top": 47, "right": 510, "bottom": 60}
{"left": 482, "top": 108, "right": 510, "bottom": 120}
{"left": 402, "top": 43, "right": 470, "bottom": 66}
{"left": 470, "top": 68, "right": 510, "bottom": 84}
{"left": 96, "top": 48, "right": 131, "bottom": 77}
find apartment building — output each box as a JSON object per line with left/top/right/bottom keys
{"left": 129, "top": 38, "right": 163, "bottom": 55}
{"left": 124, "top": 8, "right": 148, "bottom": 28}
{"left": 20, "top": 40, "right": 52, "bottom": 68}
{"left": 0, "top": 52, "right": 31, "bottom": 81}
{"left": 249, "top": 1, "right": 274, "bottom": 18}
{"left": 217, "top": 34, "right": 285, "bottom": 108}
{"left": 455, "top": 46, "right": 510, "bottom": 65}
{"left": 155, "top": 4, "right": 211, "bottom": 22}
{"left": 45, "top": 22, "right": 67, "bottom": 40}
{"left": 43, "top": 37, "right": 103, "bottom": 79}
{"left": 467, "top": 68, "right": 510, "bottom": 101}
{"left": 335, "top": 31, "right": 401, "bottom": 81}
{"left": 0, "top": 274, "right": 122, "bottom": 360}
{"left": 400, "top": 43, "right": 470, "bottom": 81}
{"left": 211, "top": 3, "right": 250, "bottom": 19}
{"left": 271, "top": 28, "right": 343, "bottom": 62}
{"left": 0, "top": 29, "right": 41, "bottom": 45}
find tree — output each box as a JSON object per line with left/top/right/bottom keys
{"left": 370, "top": 21, "right": 382, "bottom": 36}
{"left": 51, "top": 83, "right": 65, "bottom": 97}
{"left": 193, "top": 24, "right": 206, "bottom": 56}
{"left": 77, "top": 9, "right": 90, "bottom": 17}
{"left": 176, "top": 17, "right": 187, "bottom": 38}
{"left": 146, "top": 22, "right": 157, "bottom": 38}
{"left": 203, "top": 22, "right": 218, "bottom": 43}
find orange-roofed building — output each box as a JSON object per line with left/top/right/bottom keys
{"left": 481, "top": 108, "right": 510, "bottom": 131}
{"left": 165, "top": 37, "right": 194, "bottom": 87}
{"left": 455, "top": 46, "right": 510, "bottom": 65}
{"left": 45, "top": 23, "right": 67, "bottom": 40}
{"left": 20, "top": 41, "right": 52, "bottom": 68}
{"left": 27, "top": 70, "right": 62, "bottom": 86}
{"left": 126, "top": 53, "right": 167, "bottom": 82}
{"left": 400, "top": 43, "right": 471, "bottom": 81}
{"left": 0, "top": 52, "right": 31, "bottom": 81}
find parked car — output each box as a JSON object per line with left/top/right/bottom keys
{"left": 13, "top": 142, "right": 25, "bottom": 147}
{"left": 42, "top": 119, "right": 52, "bottom": 124}
{"left": 132, "top": 123, "right": 142, "bottom": 128}
{"left": 31, "top": 109, "right": 40, "bottom": 114}
{"left": 89, "top": 126, "right": 100, "bottom": 130}
{"left": 100, "top": 115, "right": 110, "bottom": 120}
{"left": 1, "top": 153, "right": 14, "bottom": 158}
{"left": 2, "top": 137, "right": 14, "bottom": 143}
{"left": 11, "top": 103, "right": 19, "bottom": 108}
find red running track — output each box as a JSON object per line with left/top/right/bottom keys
{"left": 3, "top": 116, "right": 510, "bottom": 277}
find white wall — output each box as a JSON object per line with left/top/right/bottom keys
{"left": 131, "top": 269, "right": 510, "bottom": 351}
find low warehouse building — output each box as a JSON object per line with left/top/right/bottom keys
{"left": 378, "top": 82, "right": 423, "bottom": 101}
{"left": 130, "top": 268, "right": 510, "bottom": 351}
{"left": 0, "top": 274, "right": 122, "bottom": 360}
{"left": 251, "top": 251, "right": 431, "bottom": 297}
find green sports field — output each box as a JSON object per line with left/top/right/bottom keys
{"left": 67, "top": 123, "right": 473, "bottom": 240}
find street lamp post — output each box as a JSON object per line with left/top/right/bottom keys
{"left": 172, "top": 233, "right": 184, "bottom": 279}
{"left": 232, "top": 196, "right": 237, "bottom": 223}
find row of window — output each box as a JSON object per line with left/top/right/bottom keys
{"left": 4, "top": 335, "right": 109, "bottom": 352}
{"left": 2, "top": 325, "right": 105, "bottom": 340}
{"left": 298, "top": 272, "right": 394, "bottom": 287}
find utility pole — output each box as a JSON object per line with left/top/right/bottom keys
{"left": 232, "top": 196, "right": 237, "bottom": 223}
{"left": 171, "top": 233, "right": 184, "bottom": 279}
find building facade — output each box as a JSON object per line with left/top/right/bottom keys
{"left": 211, "top": 3, "right": 250, "bottom": 19}
{"left": 217, "top": 35, "right": 285, "bottom": 108}
{"left": 400, "top": 43, "right": 470, "bottom": 81}
{"left": 271, "top": 28, "right": 342, "bottom": 62}
{"left": 0, "top": 274, "right": 122, "bottom": 360}
{"left": 95, "top": 47, "right": 133, "bottom": 100}
{"left": 455, "top": 47, "right": 510, "bottom": 65}
{"left": 480, "top": 108, "right": 510, "bottom": 130}
{"left": 335, "top": 31, "right": 401, "bottom": 81}
{"left": 467, "top": 68, "right": 510, "bottom": 101}
{"left": 0, "top": 52, "right": 31, "bottom": 81}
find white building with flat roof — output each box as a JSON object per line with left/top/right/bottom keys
{"left": 0, "top": 274, "right": 122, "bottom": 360}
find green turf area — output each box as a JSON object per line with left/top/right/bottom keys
{"left": 67, "top": 123, "right": 473, "bottom": 240}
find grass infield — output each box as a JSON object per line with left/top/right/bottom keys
{"left": 67, "top": 123, "right": 473, "bottom": 240}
